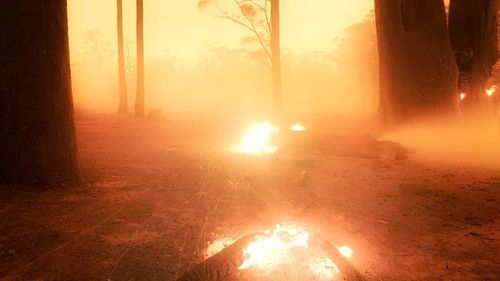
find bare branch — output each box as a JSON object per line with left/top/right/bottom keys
{"left": 232, "top": 0, "right": 271, "bottom": 60}
{"left": 199, "top": 0, "right": 272, "bottom": 64}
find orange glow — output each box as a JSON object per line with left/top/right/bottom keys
{"left": 204, "top": 225, "right": 344, "bottom": 279}
{"left": 239, "top": 224, "right": 310, "bottom": 269}
{"left": 309, "top": 256, "right": 340, "bottom": 279}
{"left": 337, "top": 245, "right": 353, "bottom": 259}
{"left": 459, "top": 93, "right": 466, "bottom": 101}
{"left": 238, "top": 224, "right": 340, "bottom": 280}
{"left": 486, "top": 85, "right": 497, "bottom": 97}
{"left": 237, "top": 122, "right": 279, "bottom": 154}
{"left": 290, "top": 123, "right": 306, "bottom": 132}
{"left": 205, "top": 237, "right": 236, "bottom": 258}
{"left": 67, "top": 0, "right": 376, "bottom": 114}
{"left": 68, "top": 0, "right": 373, "bottom": 60}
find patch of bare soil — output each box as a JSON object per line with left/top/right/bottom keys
{"left": 0, "top": 113, "right": 498, "bottom": 281}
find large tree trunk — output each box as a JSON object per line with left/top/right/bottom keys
{"left": 374, "top": 0, "right": 458, "bottom": 126}
{"left": 135, "top": 0, "right": 145, "bottom": 117}
{"left": 449, "top": 0, "right": 499, "bottom": 120}
{"left": 0, "top": 0, "right": 78, "bottom": 184}
{"left": 271, "top": 0, "right": 283, "bottom": 114}
{"left": 117, "top": 0, "right": 128, "bottom": 114}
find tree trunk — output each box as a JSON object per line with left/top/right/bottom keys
{"left": 135, "top": 0, "right": 145, "bottom": 117}
{"left": 0, "top": 0, "right": 78, "bottom": 184}
{"left": 374, "top": 0, "right": 458, "bottom": 126}
{"left": 449, "top": 0, "right": 499, "bottom": 120}
{"left": 271, "top": 0, "right": 283, "bottom": 114}
{"left": 117, "top": 0, "right": 128, "bottom": 114}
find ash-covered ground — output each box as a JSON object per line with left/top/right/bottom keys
{"left": 0, "top": 113, "right": 498, "bottom": 281}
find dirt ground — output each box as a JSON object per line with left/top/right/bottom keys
{"left": 0, "top": 113, "right": 499, "bottom": 281}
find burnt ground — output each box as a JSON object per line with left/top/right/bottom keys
{"left": 0, "top": 113, "right": 499, "bottom": 281}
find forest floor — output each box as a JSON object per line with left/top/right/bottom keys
{"left": 0, "top": 112, "right": 499, "bottom": 281}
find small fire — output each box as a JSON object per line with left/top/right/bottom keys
{"left": 238, "top": 224, "right": 341, "bottom": 280}
{"left": 237, "top": 122, "right": 279, "bottom": 154}
{"left": 337, "top": 246, "right": 353, "bottom": 259}
{"left": 290, "top": 123, "right": 306, "bottom": 132}
{"left": 204, "top": 225, "right": 350, "bottom": 280}
{"left": 459, "top": 93, "right": 466, "bottom": 101}
{"left": 486, "top": 85, "right": 497, "bottom": 97}
{"left": 239, "top": 224, "right": 310, "bottom": 270}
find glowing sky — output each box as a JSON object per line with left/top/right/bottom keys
{"left": 68, "top": 0, "right": 373, "bottom": 61}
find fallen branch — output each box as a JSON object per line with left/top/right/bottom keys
{"left": 176, "top": 233, "right": 261, "bottom": 281}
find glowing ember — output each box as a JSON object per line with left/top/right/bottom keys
{"left": 459, "top": 93, "right": 466, "bottom": 101}
{"left": 486, "top": 85, "right": 497, "bottom": 97}
{"left": 337, "top": 246, "right": 353, "bottom": 259}
{"left": 290, "top": 123, "right": 306, "bottom": 132}
{"left": 237, "top": 122, "right": 279, "bottom": 154}
{"left": 239, "top": 224, "right": 309, "bottom": 270}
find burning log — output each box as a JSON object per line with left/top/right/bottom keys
{"left": 177, "top": 225, "right": 366, "bottom": 281}
{"left": 311, "top": 235, "right": 366, "bottom": 281}
{"left": 176, "top": 233, "right": 261, "bottom": 281}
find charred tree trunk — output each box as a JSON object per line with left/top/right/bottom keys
{"left": 374, "top": 0, "right": 458, "bottom": 126}
{"left": 135, "top": 0, "right": 145, "bottom": 117}
{"left": 117, "top": 0, "right": 128, "bottom": 114}
{"left": 0, "top": 0, "right": 78, "bottom": 184}
{"left": 176, "top": 233, "right": 259, "bottom": 281}
{"left": 449, "top": 0, "right": 499, "bottom": 120}
{"left": 271, "top": 0, "right": 283, "bottom": 114}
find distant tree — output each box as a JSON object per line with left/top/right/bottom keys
{"left": 136, "top": 0, "right": 145, "bottom": 117}
{"left": 117, "top": 0, "right": 128, "bottom": 113}
{"left": 374, "top": 0, "right": 458, "bottom": 126}
{"left": 0, "top": 0, "right": 78, "bottom": 184}
{"left": 334, "top": 12, "right": 379, "bottom": 113}
{"left": 449, "top": 0, "right": 499, "bottom": 120}
{"left": 198, "top": 0, "right": 283, "bottom": 113}
{"left": 270, "top": 0, "right": 282, "bottom": 113}
{"left": 80, "top": 29, "right": 114, "bottom": 71}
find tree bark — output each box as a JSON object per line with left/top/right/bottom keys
{"left": 374, "top": 0, "right": 458, "bottom": 126}
{"left": 117, "top": 0, "right": 128, "bottom": 114}
{"left": 0, "top": 0, "right": 78, "bottom": 184}
{"left": 449, "top": 0, "right": 499, "bottom": 120}
{"left": 135, "top": 0, "right": 145, "bottom": 117}
{"left": 271, "top": 0, "right": 283, "bottom": 114}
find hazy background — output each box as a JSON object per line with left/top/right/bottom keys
{"left": 68, "top": 0, "right": 377, "bottom": 115}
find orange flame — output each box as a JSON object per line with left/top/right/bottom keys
{"left": 337, "top": 245, "right": 353, "bottom": 259}
{"left": 237, "top": 122, "right": 279, "bottom": 154}
{"left": 239, "top": 224, "right": 310, "bottom": 269}
{"left": 486, "top": 85, "right": 497, "bottom": 97}
{"left": 206, "top": 225, "right": 347, "bottom": 280}
{"left": 459, "top": 93, "right": 466, "bottom": 101}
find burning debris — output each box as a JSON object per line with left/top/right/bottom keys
{"left": 178, "top": 224, "right": 365, "bottom": 281}
{"left": 236, "top": 122, "right": 308, "bottom": 155}
{"left": 239, "top": 224, "right": 314, "bottom": 270}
